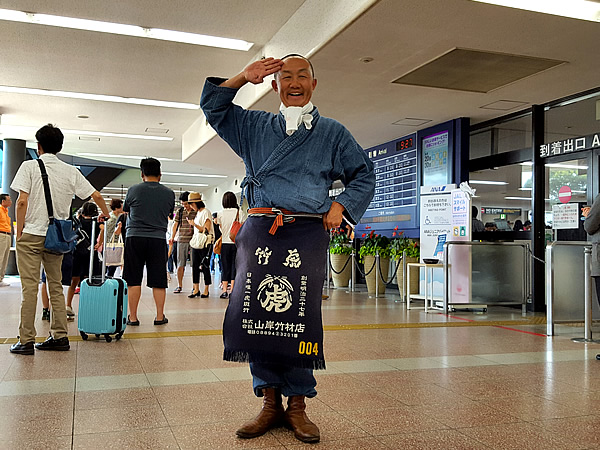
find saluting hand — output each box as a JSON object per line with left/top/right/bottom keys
{"left": 244, "top": 58, "right": 284, "bottom": 84}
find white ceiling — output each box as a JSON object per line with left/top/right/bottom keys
{"left": 1, "top": 0, "right": 600, "bottom": 197}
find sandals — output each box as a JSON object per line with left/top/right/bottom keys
{"left": 174, "top": 287, "right": 182, "bottom": 294}
{"left": 220, "top": 292, "right": 228, "bottom": 299}
{"left": 126, "top": 315, "right": 140, "bottom": 326}
{"left": 154, "top": 316, "right": 168, "bottom": 325}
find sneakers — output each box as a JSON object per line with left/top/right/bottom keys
{"left": 0, "top": 281, "right": 10, "bottom": 287}
{"left": 35, "top": 335, "right": 70, "bottom": 351}
{"left": 66, "top": 306, "right": 75, "bottom": 320}
{"left": 42, "top": 308, "right": 50, "bottom": 321}
{"left": 10, "top": 341, "right": 34, "bottom": 355}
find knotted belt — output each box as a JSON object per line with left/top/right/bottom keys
{"left": 248, "top": 208, "right": 323, "bottom": 235}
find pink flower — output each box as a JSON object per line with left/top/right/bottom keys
{"left": 394, "top": 226, "right": 398, "bottom": 231}
{"left": 392, "top": 232, "right": 396, "bottom": 236}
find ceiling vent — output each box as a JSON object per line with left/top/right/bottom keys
{"left": 78, "top": 136, "right": 100, "bottom": 141}
{"left": 480, "top": 100, "right": 529, "bottom": 111}
{"left": 392, "top": 118, "right": 432, "bottom": 127}
{"left": 392, "top": 48, "right": 565, "bottom": 93}
{"left": 145, "top": 127, "right": 169, "bottom": 134}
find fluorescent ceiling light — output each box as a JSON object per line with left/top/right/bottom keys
{"left": 0, "top": 125, "right": 173, "bottom": 141}
{"left": 546, "top": 163, "right": 588, "bottom": 170}
{"left": 504, "top": 196, "right": 532, "bottom": 200}
{"left": 102, "top": 187, "right": 128, "bottom": 191}
{"left": 519, "top": 187, "right": 532, "bottom": 191}
{"left": 469, "top": 180, "right": 509, "bottom": 185}
{"left": 77, "top": 153, "right": 177, "bottom": 161}
{"left": 0, "top": 8, "right": 253, "bottom": 51}
{"left": 162, "top": 172, "right": 227, "bottom": 178}
{"left": 162, "top": 182, "right": 208, "bottom": 187}
{"left": 471, "top": 0, "right": 600, "bottom": 22}
{"left": 520, "top": 162, "right": 533, "bottom": 166}
{"left": 0, "top": 85, "right": 199, "bottom": 110}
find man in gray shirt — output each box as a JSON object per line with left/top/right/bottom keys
{"left": 123, "top": 158, "right": 175, "bottom": 326}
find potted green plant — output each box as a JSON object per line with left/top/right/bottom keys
{"left": 359, "top": 229, "right": 391, "bottom": 294}
{"left": 329, "top": 228, "right": 353, "bottom": 288}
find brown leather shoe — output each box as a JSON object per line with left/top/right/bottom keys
{"left": 236, "top": 388, "right": 284, "bottom": 439}
{"left": 285, "top": 395, "right": 320, "bottom": 443}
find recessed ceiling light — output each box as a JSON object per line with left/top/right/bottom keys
{"left": 0, "top": 125, "right": 173, "bottom": 141}
{"left": 471, "top": 0, "right": 600, "bottom": 22}
{"left": 469, "top": 180, "right": 509, "bottom": 185}
{"left": 546, "top": 163, "right": 588, "bottom": 170}
{"left": 162, "top": 182, "right": 208, "bottom": 187}
{"left": 76, "top": 152, "right": 177, "bottom": 161}
{"left": 0, "top": 85, "right": 199, "bottom": 110}
{"left": 162, "top": 172, "right": 226, "bottom": 178}
{"left": 0, "top": 8, "right": 254, "bottom": 50}
{"left": 359, "top": 57, "right": 374, "bottom": 63}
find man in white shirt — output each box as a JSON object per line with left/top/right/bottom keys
{"left": 9, "top": 124, "right": 109, "bottom": 355}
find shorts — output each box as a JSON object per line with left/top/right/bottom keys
{"left": 72, "top": 249, "right": 101, "bottom": 279}
{"left": 177, "top": 241, "right": 191, "bottom": 268}
{"left": 123, "top": 236, "right": 168, "bottom": 288}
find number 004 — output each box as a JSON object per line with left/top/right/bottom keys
{"left": 298, "top": 341, "right": 318, "bottom": 355}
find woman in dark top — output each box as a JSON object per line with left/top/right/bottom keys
{"left": 66, "top": 202, "right": 101, "bottom": 319}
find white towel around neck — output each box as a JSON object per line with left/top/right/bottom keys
{"left": 279, "top": 102, "right": 314, "bottom": 136}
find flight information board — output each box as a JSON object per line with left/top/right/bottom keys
{"left": 356, "top": 133, "right": 419, "bottom": 236}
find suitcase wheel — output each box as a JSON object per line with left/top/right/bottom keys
{"left": 80, "top": 331, "right": 88, "bottom": 340}
{"left": 104, "top": 334, "right": 112, "bottom": 343}
{"left": 116, "top": 332, "right": 124, "bottom": 341}
{"left": 95, "top": 334, "right": 100, "bottom": 338}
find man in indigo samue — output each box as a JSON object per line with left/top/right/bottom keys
{"left": 201, "top": 55, "right": 375, "bottom": 443}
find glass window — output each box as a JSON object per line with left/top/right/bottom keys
{"left": 545, "top": 92, "right": 600, "bottom": 144}
{"left": 544, "top": 158, "right": 587, "bottom": 229}
{"left": 469, "top": 163, "right": 532, "bottom": 231}
{"left": 470, "top": 113, "right": 532, "bottom": 159}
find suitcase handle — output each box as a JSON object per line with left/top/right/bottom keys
{"left": 89, "top": 217, "right": 108, "bottom": 283}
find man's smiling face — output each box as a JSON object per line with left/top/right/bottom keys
{"left": 272, "top": 57, "right": 317, "bottom": 108}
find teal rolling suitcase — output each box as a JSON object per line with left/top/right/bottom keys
{"left": 78, "top": 219, "right": 128, "bottom": 342}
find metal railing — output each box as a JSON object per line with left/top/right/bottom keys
{"left": 545, "top": 241, "right": 599, "bottom": 340}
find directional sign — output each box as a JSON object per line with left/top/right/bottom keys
{"left": 558, "top": 186, "right": 572, "bottom": 204}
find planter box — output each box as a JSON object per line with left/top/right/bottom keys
{"left": 363, "top": 255, "right": 390, "bottom": 295}
{"left": 330, "top": 253, "right": 352, "bottom": 288}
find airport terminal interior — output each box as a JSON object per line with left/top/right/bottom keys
{"left": 2, "top": 272, "right": 600, "bottom": 450}
{"left": 3, "top": 0, "right": 600, "bottom": 448}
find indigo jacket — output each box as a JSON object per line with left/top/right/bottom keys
{"left": 200, "top": 77, "right": 375, "bottom": 224}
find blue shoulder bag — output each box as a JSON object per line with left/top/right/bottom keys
{"left": 37, "top": 159, "right": 78, "bottom": 254}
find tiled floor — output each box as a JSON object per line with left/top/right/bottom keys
{"left": 1, "top": 271, "right": 600, "bottom": 449}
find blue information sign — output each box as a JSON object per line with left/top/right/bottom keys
{"left": 356, "top": 134, "right": 419, "bottom": 237}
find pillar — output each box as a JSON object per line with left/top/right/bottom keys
{"left": 1, "top": 139, "right": 27, "bottom": 275}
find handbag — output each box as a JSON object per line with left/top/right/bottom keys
{"left": 104, "top": 232, "right": 124, "bottom": 266}
{"left": 213, "top": 236, "right": 222, "bottom": 255}
{"left": 37, "top": 160, "right": 78, "bottom": 254}
{"left": 190, "top": 231, "right": 209, "bottom": 249}
{"left": 229, "top": 210, "right": 242, "bottom": 242}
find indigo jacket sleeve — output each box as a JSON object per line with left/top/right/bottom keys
{"left": 332, "top": 131, "right": 375, "bottom": 224}
{"left": 200, "top": 77, "right": 251, "bottom": 159}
